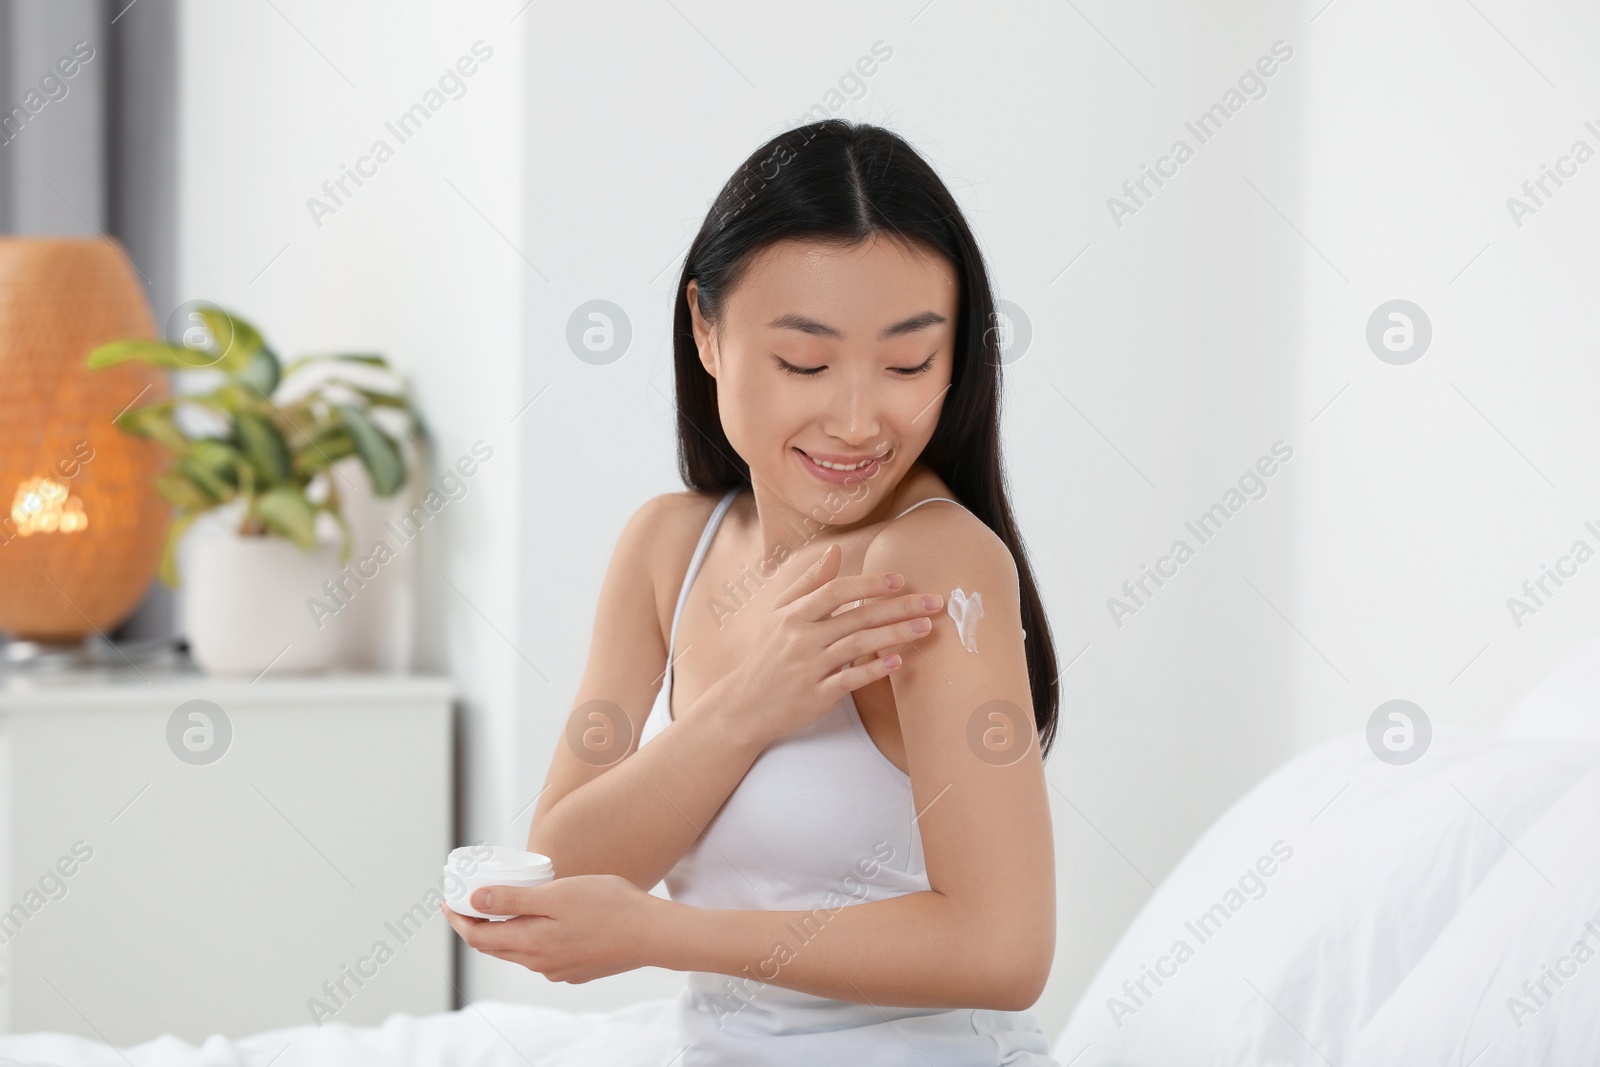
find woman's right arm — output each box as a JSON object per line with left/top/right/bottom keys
{"left": 525, "top": 493, "right": 757, "bottom": 890}
{"left": 527, "top": 494, "right": 942, "bottom": 891}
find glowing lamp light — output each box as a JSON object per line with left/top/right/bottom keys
{"left": 11, "top": 476, "right": 89, "bottom": 535}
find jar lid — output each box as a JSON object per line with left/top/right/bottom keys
{"left": 448, "top": 845, "right": 553, "bottom": 877}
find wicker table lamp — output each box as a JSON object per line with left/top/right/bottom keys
{"left": 0, "top": 238, "right": 172, "bottom": 648}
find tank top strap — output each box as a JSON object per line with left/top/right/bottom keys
{"left": 666, "top": 488, "right": 743, "bottom": 666}
{"left": 891, "top": 495, "right": 963, "bottom": 520}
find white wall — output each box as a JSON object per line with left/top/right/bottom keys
{"left": 1290, "top": 0, "right": 1600, "bottom": 746}
{"left": 176, "top": 0, "right": 529, "bottom": 1007}
{"left": 174, "top": 0, "right": 1600, "bottom": 1041}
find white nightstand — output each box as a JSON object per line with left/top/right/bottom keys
{"left": 0, "top": 667, "right": 455, "bottom": 1045}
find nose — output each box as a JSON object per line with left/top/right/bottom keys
{"left": 820, "top": 364, "right": 881, "bottom": 446}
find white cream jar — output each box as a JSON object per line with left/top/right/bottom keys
{"left": 442, "top": 846, "right": 554, "bottom": 920}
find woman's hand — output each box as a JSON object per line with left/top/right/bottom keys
{"left": 720, "top": 542, "right": 943, "bottom": 742}
{"left": 441, "top": 875, "right": 662, "bottom": 984}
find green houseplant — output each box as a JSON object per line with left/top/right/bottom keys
{"left": 86, "top": 305, "right": 424, "bottom": 588}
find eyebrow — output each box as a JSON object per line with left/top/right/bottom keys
{"left": 766, "top": 310, "right": 947, "bottom": 340}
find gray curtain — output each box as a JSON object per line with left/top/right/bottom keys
{"left": 0, "top": 0, "right": 178, "bottom": 646}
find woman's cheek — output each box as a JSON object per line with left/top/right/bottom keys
{"left": 727, "top": 371, "right": 794, "bottom": 457}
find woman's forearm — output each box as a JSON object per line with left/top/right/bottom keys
{"left": 528, "top": 675, "right": 770, "bottom": 890}
{"left": 649, "top": 889, "right": 1051, "bottom": 1014}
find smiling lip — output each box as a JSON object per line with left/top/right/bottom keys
{"left": 794, "top": 447, "right": 891, "bottom": 484}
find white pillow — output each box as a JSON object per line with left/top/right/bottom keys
{"left": 1051, "top": 733, "right": 1600, "bottom": 1067}
{"left": 1498, "top": 632, "right": 1600, "bottom": 742}
{"left": 1344, "top": 756, "right": 1600, "bottom": 1065}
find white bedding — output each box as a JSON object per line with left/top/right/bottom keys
{"left": 1345, "top": 761, "right": 1600, "bottom": 1065}
{"left": 10, "top": 640, "right": 1600, "bottom": 1067}
{"left": 10, "top": 728, "right": 1596, "bottom": 1067}
{"left": 0, "top": 997, "right": 679, "bottom": 1067}
{"left": 1050, "top": 730, "right": 1600, "bottom": 1066}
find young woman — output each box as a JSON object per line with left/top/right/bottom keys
{"left": 444, "top": 119, "right": 1063, "bottom": 1066}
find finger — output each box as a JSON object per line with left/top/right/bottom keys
{"left": 440, "top": 901, "right": 484, "bottom": 937}
{"left": 823, "top": 591, "right": 944, "bottom": 638}
{"left": 817, "top": 573, "right": 918, "bottom": 620}
{"left": 796, "top": 570, "right": 913, "bottom": 621}
{"left": 773, "top": 542, "right": 844, "bottom": 609}
{"left": 460, "top": 914, "right": 545, "bottom": 953}
{"left": 472, "top": 883, "right": 555, "bottom": 918}
{"left": 827, "top": 615, "right": 933, "bottom": 665}
{"left": 824, "top": 651, "right": 903, "bottom": 699}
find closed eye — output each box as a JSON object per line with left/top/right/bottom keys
{"left": 775, "top": 356, "right": 824, "bottom": 377}
{"left": 893, "top": 353, "right": 936, "bottom": 376}
{"left": 773, "top": 354, "right": 936, "bottom": 377}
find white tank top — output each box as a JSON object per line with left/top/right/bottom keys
{"left": 638, "top": 488, "right": 1059, "bottom": 1066}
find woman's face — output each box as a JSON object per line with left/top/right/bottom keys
{"left": 688, "top": 235, "right": 959, "bottom": 522}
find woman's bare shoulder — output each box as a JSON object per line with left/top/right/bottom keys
{"left": 877, "top": 494, "right": 1008, "bottom": 552}
{"left": 620, "top": 490, "right": 727, "bottom": 557}
{"left": 614, "top": 490, "right": 733, "bottom": 631}
{"left": 863, "top": 497, "right": 1017, "bottom": 597}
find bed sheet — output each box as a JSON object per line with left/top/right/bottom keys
{"left": 0, "top": 997, "right": 680, "bottom": 1067}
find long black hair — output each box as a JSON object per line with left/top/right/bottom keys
{"left": 671, "top": 119, "right": 1060, "bottom": 760}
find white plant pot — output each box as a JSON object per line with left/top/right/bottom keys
{"left": 182, "top": 530, "right": 348, "bottom": 676}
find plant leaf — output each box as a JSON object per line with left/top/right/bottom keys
{"left": 155, "top": 471, "right": 214, "bottom": 509}
{"left": 354, "top": 390, "right": 412, "bottom": 409}
{"left": 194, "top": 306, "right": 264, "bottom": 373}
{"left": 274, "top": 398, "right": 327, "bottom": 447}
{"left": 214, "top": 381, "right": 280, "bottom": 419}
{"left": 236, "top": 345, "right": 282, "bottom": 398}
{"left": 323, "top": 505, "right": 354, "bottom": 566}
{"left": 282, "top": 352, "right": 389, "bottom": 378}
{"left": 336, "top": 403, "right": 405, "bottom": 496}
{"left": 88, "top": 340, "right": 219, "bottom": 371}
{"left": 177, "top": 439, "right": 247, "bottom": 502}
{"left": 158, "top": 511, "right": 202, "bottom": 589}
{"left": 234, "top": 410, "right": 293, "bottom": 486}
{"left": 293, "top": 427, "right": 358, "bottom": 476}
{"left": 179, "top": 433, "right": 254, "bottom": 495}
{"left": 234, "top": 454, "right": 256, "bottom": 496}
{"left": 186, "top": 438, "right": 246, "bottom": 475}
{"left": 175, "top": 455, "right": 236, "bottom": 503}
{"left": 118, "top": 404, "right": 191, "bottom": 452}
{"left": 197, "top": 385, "right": 246, "bottom": 417}
{"left": 256, "top": 486, "right": 317, "bottom": 549}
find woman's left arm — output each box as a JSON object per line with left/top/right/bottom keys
{"left": 678, "top": 512, "right": 1057, "bottom": 1011}
{"left": 446, "top": 510, "right": 1056, "bottom": 1011}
